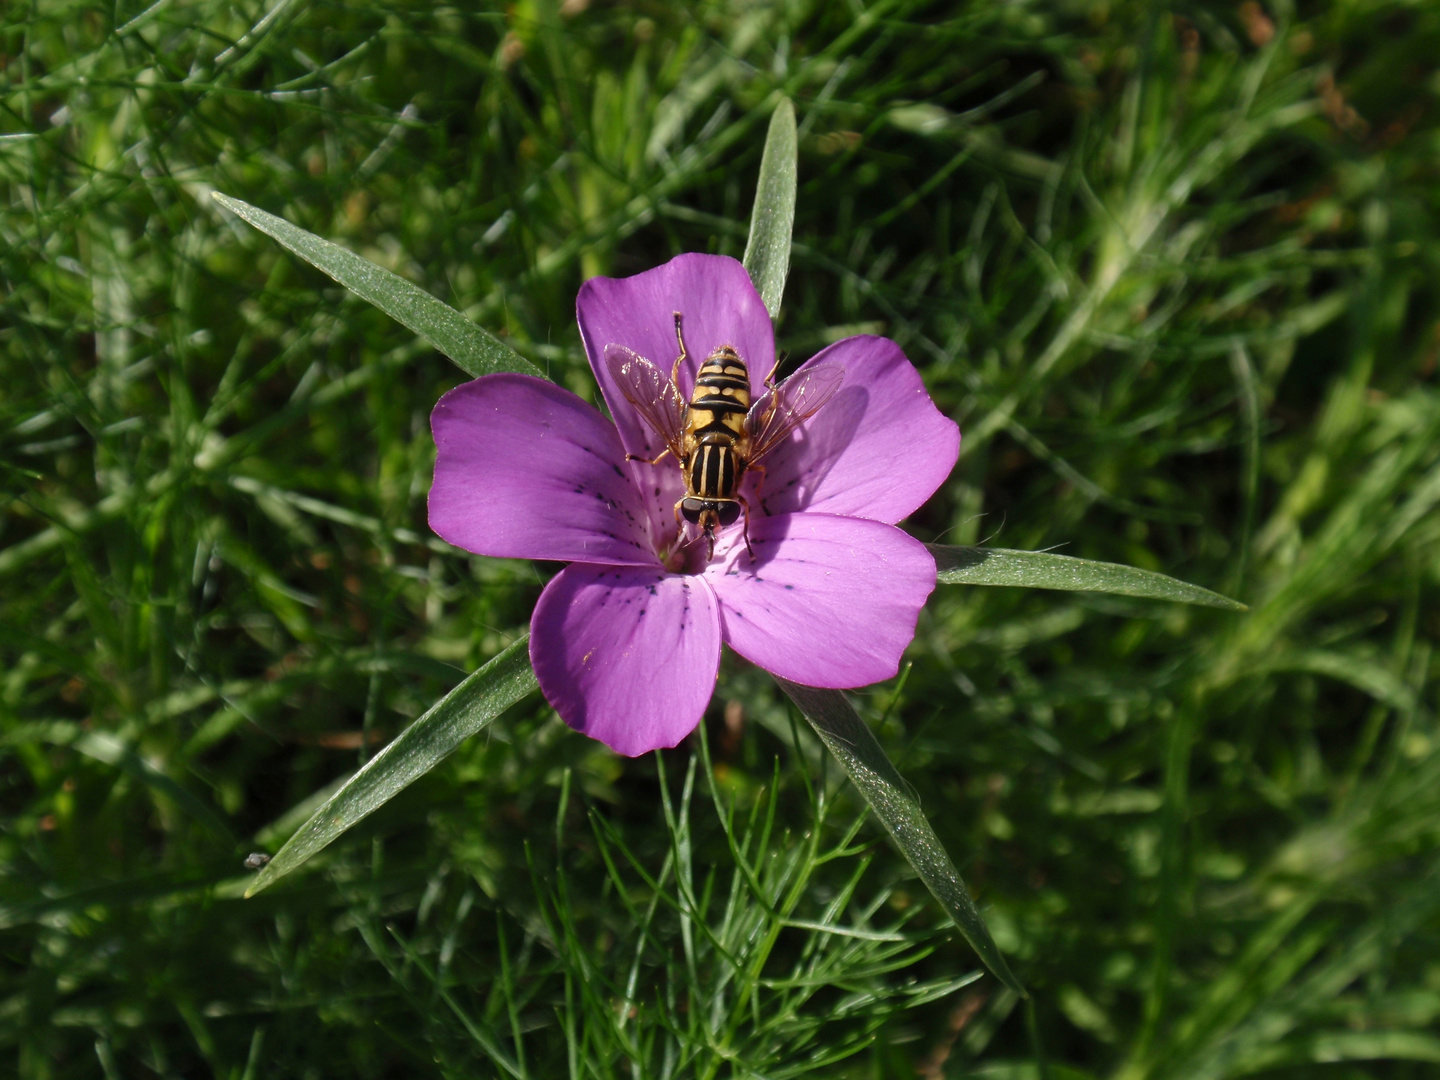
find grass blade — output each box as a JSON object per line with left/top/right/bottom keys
{"left": 776, "top": 679, "right": 1026, "bottom": 996}
{"left": 212, "top": 193, "right": 541, "bottom": 380}
{"left": 742, "top": 97, "right": 798, "bottom": 319}
{"left": 930, "top": 545, "right": 1246, "bottom": 610}
{"left": 14, "top": 724, "right": 237, "bottom": 844}
{"left": 245, "top": 637, "right": 538, "bottom": 896}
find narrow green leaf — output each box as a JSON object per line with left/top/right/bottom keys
{"left": 0, "top": 865, "right": 223, "bottom": 931}
{"left": 246, "top": 637, "right": 538, "bottom": 896}
{"left": 212, "top": 193, "right": 541, "bottom": 380}
{"left": 742, "top": 98, "right": 798, "bottom": 319}
{"left": 1241, "top": 1031, "right": 1440, "bottom": 1070}
{"left": 776, "top": 679, "right": 1026, "bottom": 996}
{"left": 929, "top": 545, "right": 1246, "bottom": 610}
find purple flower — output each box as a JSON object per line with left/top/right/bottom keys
{"left": 429, "top": 254, "right": 959, "bottom": 757}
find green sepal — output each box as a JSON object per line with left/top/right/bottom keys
{"left": 778, "top": 680, "right": 1027, "bottom": 996}
{"left": 246, "top": 637, "right": 538, "bottom": 896}
{"left": 213, "top": 193, "right": 541, "bottom": 380}
{"left": 931, "top": 545, "right": 1246, "bottom": 610}
{"left": 742, "top": 98, "right": 798, "bottom": 320}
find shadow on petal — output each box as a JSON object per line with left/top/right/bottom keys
{"left": 752, "top": 384, "right": 867, "bottom": 518}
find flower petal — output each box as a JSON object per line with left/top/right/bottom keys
{"left": 530, "top": 564, "right": 721, "bottom": 757}
{"left": 752, "top": 336, "right": 960, "bottom": 524}
{"left": 629, "top": 457, "right": 689, "bottom": 560}
{"left": 429, "top": 374, "right": 657, "bottom": 566}
{"left": 705, "top": 513, "right": 936, "bottom": 688}
{"left": 577, "top": 254, "right": 776, "bottom": 458}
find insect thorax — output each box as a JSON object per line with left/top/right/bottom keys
{"left": 685, "top": 345, "right": 750, "bottom": 435}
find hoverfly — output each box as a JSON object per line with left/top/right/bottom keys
{"left": 605, "top": 312, "right": 844, "bottom": 561}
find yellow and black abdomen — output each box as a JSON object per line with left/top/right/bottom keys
{"left": 679, "top": 346, "right": 751, "bottom": 531}
{"left": 683, "top": 347, "right": 751, "bottom": 498}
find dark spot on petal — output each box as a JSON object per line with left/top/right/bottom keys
{"left": 784, "top": 584, "right": 794, "bottom": 590}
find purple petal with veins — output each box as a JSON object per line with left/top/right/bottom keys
{"left": 704, "top": 513, "right": 936, "bottom": 688}
{"left": 749, "top": 336, "right": 960, "bottom": 525}
{"left": 577, "top": 253, "right": 775, "bottom": 460}
{"left": 430, "top": 374, "right": 657, "bottom": 566}
{"left": 626, "top": 456, "right": 688, "bottom": 563}
{"left": 530, "top": 563, "right": 721, "bottom": 757}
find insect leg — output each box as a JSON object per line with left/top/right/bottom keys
{"left": 739, "top": 495, "right": 756, "bottom": 561}
{"left": 746, "top": 463, "right": 768, "bottom": 514}
{"left": 626, "top": 448, "right": 672, "bottom": 466}
{"left": 760, "top": 351, "right": 785, "bottom": 391}
{"left": 671, "top": 311, "right": 687, "bottom": 386}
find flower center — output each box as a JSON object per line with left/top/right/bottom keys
{"left": 657, "top": 528, "right": 709, "bottom": 575}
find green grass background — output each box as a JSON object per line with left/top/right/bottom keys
{"left": 4, "top": 0, "right": 1440, "bottom": 1076}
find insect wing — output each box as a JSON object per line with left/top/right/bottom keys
{"left": 603, "top": 344, "right": 686, "bottom": 458}
{"left": 746, "top": 363, "right": 845, "bottom": 463}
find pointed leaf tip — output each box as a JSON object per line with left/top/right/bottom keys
{"left": 778, "top": 679, "right": 1027, "bottom": 996}
{"left": 743, "top": 98, "right": 798, "bottom": 319}
{"left": 211, "top": 192, "right": 541, "bottom": 381}
{"left": 245, "top": 638, "right": 538, "bottom": 896}
{"left": 929, "top": 545, "right": 1247, "bottom": 610}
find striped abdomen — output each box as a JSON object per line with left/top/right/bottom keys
{"left": 683, "top": 346, "right": 752, "bottom": 501}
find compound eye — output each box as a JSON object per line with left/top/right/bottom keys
{"left": 679, "top": 498, "right": 706, "bottom": 524}
{"left": 716, "top": 502, "right": 742, "bottom": 527}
